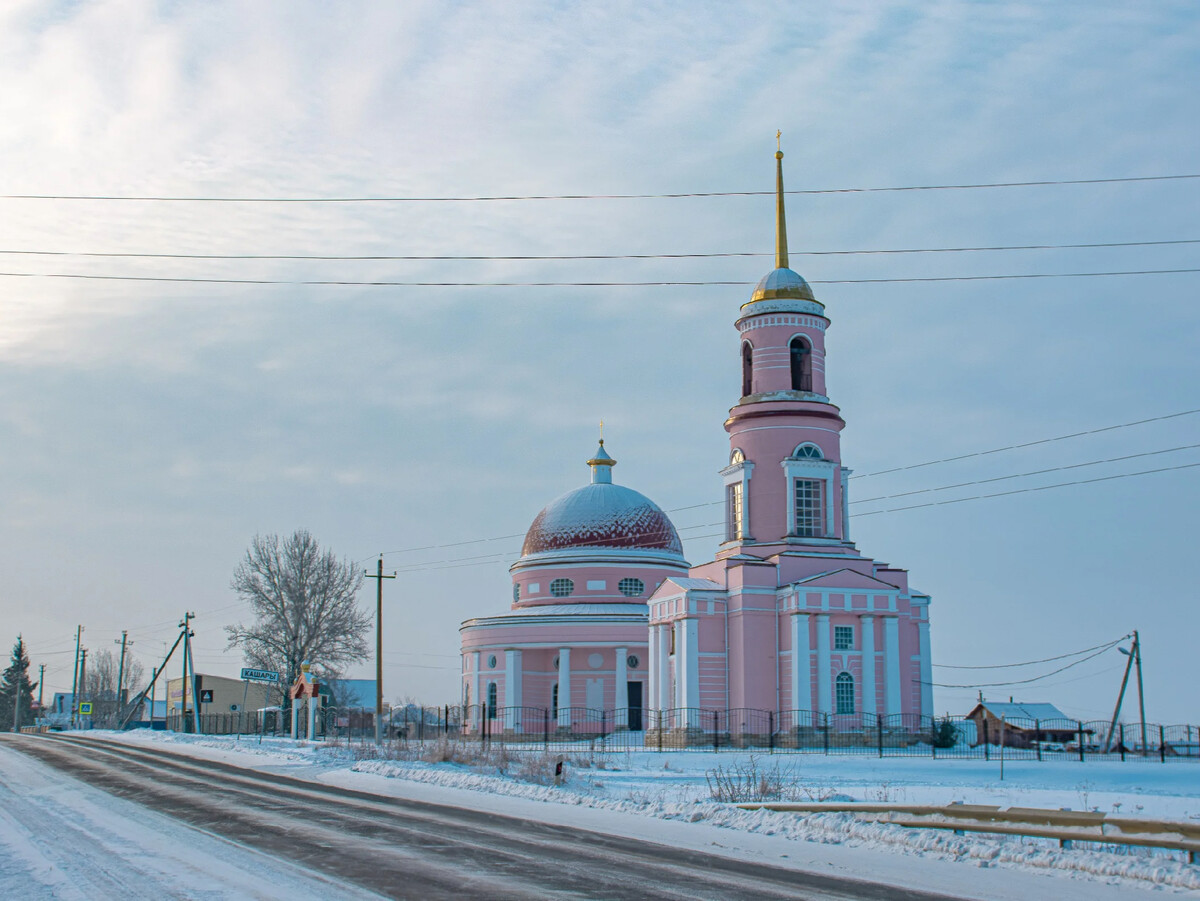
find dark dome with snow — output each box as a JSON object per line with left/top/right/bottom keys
{"left": 522, "top": 482, "right": 684, "bottom": 556}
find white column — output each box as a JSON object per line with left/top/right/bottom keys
{"left": 860, "top": 614, "right": 877, "bottom": 715}
{"left": 307, "top": 695, "right": 317, "bottom": 739}
{"left": 917, "top": 621, "right": 933, "bottom": 719}
{"left": 505, "top": 649, "right": 523, "bottom": 731}
{"left": 614, "top": 646, "right": 628, "bottom": 718}
{"left": 471, "top": 651, "right": 481, "bottom": 730}
{"left": 657, "top": 625, "right": 672, "bottom": 710}
{"left": 789, "top": 613, "right": 811, "bottom": 712}
{"left": 840, "top": 468, "right": 851, "bottom": 541}
{"left": 557, "top": 647, "right": 571, "bottom": 727}
{"left": 815, "top": 613, "right": 832, "bottom": 714}
{"left": 673, "top": 621, "right": 685, "bottom": 710}
{"left": 290, "top": 697, "right": 301, "bottom": 739}
{"left": 677, "top": 618, "right": 700, "bottom": 727}
{"left": 884, "top": 616, "right": 902, "bottom": 717}
{"left": 647, "top": 627, "right": 659, "bottom": 714}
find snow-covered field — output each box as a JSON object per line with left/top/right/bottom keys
{"left": 107, "top": 729, "right": 1200, "bottom": 896}
{"left": 3, "top": 729, "right": 1199, "bottom": 899}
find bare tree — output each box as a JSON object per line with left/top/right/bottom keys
{"left": 225, "top": 531, "right": 370, "bottom": 700}
{"left": 82, "top": 649, "right": 145, "bottom": 727}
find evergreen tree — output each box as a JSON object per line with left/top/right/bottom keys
{"left": 0, "top": 636, "right": 38, "bottom": 731}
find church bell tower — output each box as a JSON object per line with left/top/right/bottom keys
{"left": 720, "top": 141, "right": 853, "bottom": 556}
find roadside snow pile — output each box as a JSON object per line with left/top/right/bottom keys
{"left": 350, "top": 754, "right": 1200, "bottom": 891}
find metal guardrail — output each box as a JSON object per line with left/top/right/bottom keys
{"left": 735, "top": 802, "right": 1200, "bottom": 863}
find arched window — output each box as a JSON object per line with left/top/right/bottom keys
{"left": 790, "top": 336, "right": 812, "bottom": 392}
{"left": 835, "top": 672, "right": 855, "bottom": 715}
{"left": 793, "top": 443, "right": 822, "bottom": 459}
{"left": 487, "top": 682, "right": 498, "bottom": 718}
{"left": 742, "top": 342, "right": 754, "bottom": 396}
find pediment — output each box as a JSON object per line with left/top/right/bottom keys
{"left": 791, "top": 568, "right": 899, "bottom": 591}
{"left": 648, "top": 576, "right": 724, "bottom": 601}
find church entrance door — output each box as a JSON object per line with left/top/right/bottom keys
{"left": 627, "top": 681, "right": 643, "bottom": 731}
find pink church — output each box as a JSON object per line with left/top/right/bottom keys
{"left": 461, "top": 148, "right": 933, "bottom": 734}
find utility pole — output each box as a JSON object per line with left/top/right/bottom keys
{"left": 70, "top": 625, "right": 83, "bottom": 729}
{"left": 12, "top": 678, "right": 20, "bottom": 732}
{"left": 364, "top": 557, "right": 395, "bottom": 745}
{"left": 115, "top": 630, "right": 130, "bottom": 710}
{"left": 1133, "top": 630, "right": 1147, "bottom": 757}
{"left": 149, "top": 666, "right": 158, "bottom": 726}
{"left": 37, "top": 663, "right": 45, "bottom": 709}
{"left": 79, "top": 649, "right": 88, "bottom": 728}
{"left": 1104, "top": 634, "right": 1137, "bottom": 752}
{"left": 180, "top": 613, "right": 200, "bottom": 734}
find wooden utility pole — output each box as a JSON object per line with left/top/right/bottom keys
{"left": 364, "top": 557, "right": 395, "bottom": 745}
{"left": 70, "top": 625, "right": 83, "bottom": 729}
{"left": 37, "top": 663, "right": 45, "bottom": 709}
{"left": 180, "top": 612, "right": 200, "bottom": 734}
{"left": 115, "top": 630, "right": 130, "bottom": 710}
{"left": 78, "top": 649, "right": 88, "bottom": 727}
{"left": 1133, "top": 630, "right": 1147, "bottom": 757}
{"left": 1104, "top": 634, "right": 1137, "bottom": 752}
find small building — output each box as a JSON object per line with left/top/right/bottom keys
{"left": 965, "top": 701, "right": 1087, "bottom": 747}
{"left": 167, "top": 673, "right": 274, "bottom": 727}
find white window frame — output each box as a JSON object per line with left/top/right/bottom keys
{"left": 833, "top": 625, "right": 854, "bottom": 650}
{"left": 720, "top": 450, "right": 753, "bottom": 542}
{"left": 835, "top": 672, "right": 855, "bottom": 715}
{"left": 781, "top": 447, "right": 837, "bottom": 539}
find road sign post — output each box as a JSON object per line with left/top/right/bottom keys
{"left": 238, "top": 669, "right": 280, "bottom": 743}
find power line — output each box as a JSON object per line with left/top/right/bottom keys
{"left": 2, "top": 267, "right": 1199, "bottom": 288}
{"left": 933, "top": 635, "right": 1130, "bottom": 670}
{"left": 926, "top": 642, "right": 1121, "bottom": 689}
{"left": 851, "top": 407, "right": 1200, "bottom": 480}
{"left": 2, "top": 237, "right": 1197, "bottom": 262}
{"left": 364, "top": 409, "right": 1200, "bottom": 568}
{"left": 387, "top": 462, "right": 1199, "bottom": 575}
{"left": 851, "top": 443, "right": 1200, "bottom": 505}
{"left": 854, "top": 460, "right": 1200, "bottom": 518}
{"left": 4, "top": 173, "right": 1198, "bottom": 203}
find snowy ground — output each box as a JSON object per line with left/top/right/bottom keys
{"left": 101, "top": 729, "right": 1200, "bottom": 896}
{"left": 0, "top": 741, "right": 380, "bottom": 900}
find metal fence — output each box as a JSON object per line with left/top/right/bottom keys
{"left": 163, "top": 705, "right": 1200, "bottom": 762}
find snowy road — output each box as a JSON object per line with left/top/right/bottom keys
{"left": 2, "top": 733, "right": 969, "bottom": 900}
{"left": 0, "top": 738, "right": 378, "bottom": 900}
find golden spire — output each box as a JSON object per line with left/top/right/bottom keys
{"left": 775, "top": 131, "right": 789, "bottom": 270}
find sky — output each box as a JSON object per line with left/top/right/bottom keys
{"left": 1, "top": 1, "right": 1197, "bottom": 723}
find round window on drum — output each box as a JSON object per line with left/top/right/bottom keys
{"left": 618, "top": 578, "right": 645, "bottom": 597}
{"left": 550, "top": 578, "right": 574, "bottom": 597}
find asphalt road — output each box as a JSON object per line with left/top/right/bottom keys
{"left": 4, "top": 734, "right": 970, "bottom": 900}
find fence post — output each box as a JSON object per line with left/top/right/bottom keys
{"left": 983, "top": 718, "right": 990, "bottom": 761}
{"left": 1120, "top": 723, "right": 1126, "bottom": 761}
{"left": 1160, "top": 725, "right": 1166, "bottom": 763}
{"left": 544, "top": 707, "right": 549, "bottom": 750}
{"left": 601, "top": 709, "right": 607, "bottom": 741}
{"left": 657, "top": 709, "right": 663, "bottom": 752}
{"left": 769, "top": 711, "right": 775, "bottom": 754}
{"left": 878, "top": 716, "right": 884, "bottom": 758}
{"left": 823, "top": 712, "right": 830, "bottom": 755}
{"left": 1035, "top": 720, "right": 1042, "bottom": 761}
{"left": 1078, "top": 722, "right": 1085, "bottom": 762}
{"left": 713, "top": 711, "right": 719, "bottom": 752}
